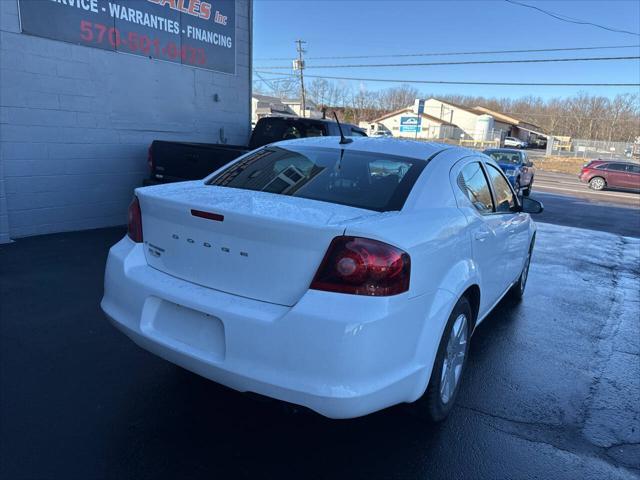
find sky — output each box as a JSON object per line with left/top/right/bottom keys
{"left": 252, "top": 0, "right": 640, "bottom": 100}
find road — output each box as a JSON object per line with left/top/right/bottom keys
{"left": 529, "top": 170, "right": 640, "bottom": 237}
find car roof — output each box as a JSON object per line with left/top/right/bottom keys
{"left": 262, "top": 116, "right": 360, "bottom": 129}
{"left": 596, "top": 160, "right": 636, "bottom": 165}
{"left": 273, "top": 136, "right": 453, "bottom": 161}
{"left": 483, "top": 148, "right": 523, "bottom": 154}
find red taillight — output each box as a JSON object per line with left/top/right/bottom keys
{"left": 147, "top": 146, "right": 154, "bottom": 174}
{"left": 127, "top": 197, "right": 143, "bottom": 243}
{"left": 310, "top": 236, "right": 410, "bottom": 296}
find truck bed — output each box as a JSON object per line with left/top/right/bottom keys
{"left": 146, "top": 140, "right": 249, "bottom": 185}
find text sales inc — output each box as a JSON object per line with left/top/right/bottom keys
{"left": 50, "top": 0, "right": 229, "bottom": 25}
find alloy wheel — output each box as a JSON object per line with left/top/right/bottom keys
{"left": 440, "top": 314, "right": 468, "bottom": 404}
{"left": 590, "top": 177, "right": 605, "bottom": 190}
{"left": 520, "top": 252, "right": 531, "bottom": 294}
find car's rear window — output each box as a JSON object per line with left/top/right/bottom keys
{"left": 250, "top": 118, "right": 326, "bottom": 147}
{"left": 486, "top": 151, "right": 520, "bottom": 164}
{"left": 208, "top": 146, "right": 426, "bottom": 212}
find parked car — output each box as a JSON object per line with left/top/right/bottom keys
{"left": 483, "top": 148, "right": 536, "bottom": 196}
{"left": 531, "top": 137, "right": 547, "bottom": 149}
{"left": 579, "top": 160, "right": 640, "bottom": 191}
{"left": 371, "top": 130, "right": 393, "bottom": 138}
{"left": 504, "top": 137, "right": 528, "bottom": 149}
{"left": 146, "top": 117, "right": 367, "bottom": 185}
{"left": 102, "top": 137, "right": 543, "bottom": 421}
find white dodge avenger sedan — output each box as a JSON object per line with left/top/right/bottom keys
{"left": 101, "top": 137, "right": 542, "bottom": 420}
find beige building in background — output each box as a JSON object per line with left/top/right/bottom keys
{"left": 372, "top": 107, "right": 456, "bottom": 140}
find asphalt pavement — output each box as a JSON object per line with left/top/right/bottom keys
{"left": 1, "top": 194, "right": 639, "bottom": 479}
{"left": 529, "top": 170, "right": 640, "bottom": 237}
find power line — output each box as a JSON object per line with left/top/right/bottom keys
{"left": 254, "top": 44, "right": 640, "bottom": 61}
{"left": 253, "top": 71, "right": 640, "bottom": 87}
{"left": 504, "top": 0, "right": 640, "bottom": 37}
{"left": 257, "top": 55, "right": 640, "bottom": 70}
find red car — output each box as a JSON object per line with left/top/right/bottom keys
{"left": 579, "top": 160, "right": 640, "bottom": 191}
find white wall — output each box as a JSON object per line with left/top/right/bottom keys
{"left": 423, "top": 99, "right": 479, "bottom": 137}
{"left": 0, "top": 1, "right": 252, "bottom": 240}
{"left": 378, "top": 111, "right": 447, "bottom": 140}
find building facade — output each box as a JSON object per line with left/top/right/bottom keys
{"left": 282, "top": 98, "right": 323, "bottom": 119}
{"left": 372, "top": 107, "right": 456, "bottom": 140}
{"left": 0, "top": 0, "right": 252, "bottom": 242}
{"left": 251, "top": 93, "right": 297, "bottom": 126}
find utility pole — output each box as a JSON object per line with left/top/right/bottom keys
{"left": 294, "top": 39, "right": 307, "bottom": 118}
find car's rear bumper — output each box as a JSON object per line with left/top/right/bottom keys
{"left": 101, "top": 237, "right": 453, "bottom": 418}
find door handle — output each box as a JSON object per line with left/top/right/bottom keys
{"left": 475, "top": 231, "right": 490, "bottom": 242}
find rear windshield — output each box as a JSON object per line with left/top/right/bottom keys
{"left": 208, "top": 146, "right": 426, "bottom": 212}
{"left": 250, "top": 118, "right": 326, "bottom": 148}
{"left": 486, "top": 151, "right": 521, "bottom": 164}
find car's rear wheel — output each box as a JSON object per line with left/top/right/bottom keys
{"left": 589, "top": 176, "right": 606, "bottom": 191}
{"left": 410, "top": 296, "right": 472, "bottom": 422}
{"left": 508, "top": 241, "right": 533, "bottom": 302}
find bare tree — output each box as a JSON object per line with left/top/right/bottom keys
{"left": 378, "top": 85, "right": 420, "bottom": 113}
{"left": 253, "top": 76, "right": 640, "bottom": 141}
{"left": 307, "top": 78, "right": 330, "bottom": 107}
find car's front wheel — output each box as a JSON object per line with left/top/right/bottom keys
{"left": 411, "top": 296, "right": 472, "bottom": 422}
{"left": 589, "top": 176, "right": 606, "bottom": 191}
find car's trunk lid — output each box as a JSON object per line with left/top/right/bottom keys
{"left": 137, "top": 182, "right": 380, "bottom": 306}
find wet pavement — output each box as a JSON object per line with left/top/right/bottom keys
{"left": 529, "top": 170, "right": 640, "bottom": 238}
{"left": 1, "top": 220, "right": 639, "bottom": 479}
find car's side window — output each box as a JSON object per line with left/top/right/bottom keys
{"left": 485, "top": 164, "right": 517, "bottom": 213}
{"left": 607, "top": 163, "right": 627, "bottom": 171}
{"left": 628, "top": 164, "right": 640, "bottom": 174}
{"left": 458, "top": 162, "right": 494, "bottom": 214}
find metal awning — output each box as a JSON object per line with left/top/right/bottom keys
{"left": 517, "top": 126, "right": 548, "bottom": 138}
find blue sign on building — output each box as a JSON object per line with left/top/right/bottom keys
{"left": 400, "top": 116, "right": 420, "bottom": 133}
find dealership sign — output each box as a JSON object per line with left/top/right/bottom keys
{"left": 400, "top": 116, "right": 420, "bottom": 133}
{"left": 18, "top": 0, "right": 236, "bottom": 74}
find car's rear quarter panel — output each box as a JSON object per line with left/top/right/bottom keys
{"left": 343, "top": 149, "right": 475, "bottom": 391}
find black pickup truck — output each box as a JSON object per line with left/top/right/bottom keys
{"left": 145, "top": 116, "right": 367, "bottom": 185}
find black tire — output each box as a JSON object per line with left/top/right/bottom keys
{"left": 514, "top": 179, "right": 521, "bottom": 193}
{"left": 507, "top": 241, "right": 534, "bottom": 302}
{"left": 589, "top": 176, "right": 606, "bottom": 191}
{"left": 410, "top": 296, "right": 473, "bottom": 422}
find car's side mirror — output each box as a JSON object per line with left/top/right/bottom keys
{"left": 527, "top": 161, "right": 534, "bottom": 167}
{"left": 521, "top": 196, "right": 544, "bottom": 214}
